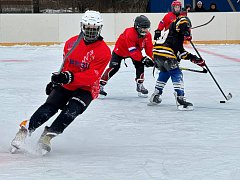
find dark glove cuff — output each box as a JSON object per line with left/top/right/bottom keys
{"left": 189, "top": 54, "right": 198, "bottom": 61}
{"left": 154, "top": 30, "right": 161, "bottom": 40}
{"left": 155, "top": 30, "right": 161, "bottom": 33}
{"left": 45, "top": 82, "right": 57, "bottom": 95}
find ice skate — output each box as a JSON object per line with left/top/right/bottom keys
{"left": 174, "top": 92, "right": 193, "bottom": 111}
{"left": 136, "top": 83, "right": 148, "bottom": 98}
{"left": 10, "top": 120, "right": 29, "bottom": 153}
{"left": 148, "top": 93, "right": 162, "bottom": 106}
{"left": 99, "top": 84, "right": 107, "bottom": 96}
{"left": 38, "top": 126, "right": 57, "bottom": 155}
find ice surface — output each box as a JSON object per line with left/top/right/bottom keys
{"left": 0, "top": 44, "right": 240, "bottom": 180}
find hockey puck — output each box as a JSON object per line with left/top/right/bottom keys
{"left": 220, "top": 101, "right": 226, "bottom": 103}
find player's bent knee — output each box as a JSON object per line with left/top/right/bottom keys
{"left": 68, "top": 97, "right": 88, "bottom": 115}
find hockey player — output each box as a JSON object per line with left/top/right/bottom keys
{"left": 154, "top": 1, "right": 190, "bottom": 41}
{"left": 148, "top": 16, "right": 205, "bottom": 110}
{"left": 11, "top": 10, "right": 111, "bottom": 154}
{"left": 99, "top": 15, "right": 154, "bottom": 97}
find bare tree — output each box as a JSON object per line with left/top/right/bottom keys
{"left": 0, "top": 0, "right": 150, "bottom": 13}
{"left": 33, "top": 0, "right": 39, "bottom": 13}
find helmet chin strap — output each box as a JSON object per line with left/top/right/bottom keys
{"left": 83, "top": 36, "right": 98, "bottom": 43}
{"left": 139, "top": 32, "right": 147, "bottom": 36}
{"left": 135, "top": 28, "right": 146, "bottom": 38}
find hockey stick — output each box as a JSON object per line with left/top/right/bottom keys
{"left": 190, "top": 41, "right": 232, "bottom": 101}
{"left": 191, "top": 16, "right": 215, "bottom": 30}
{"left": 226, "top": 0, "right": 237, "bottom": 12}
{"left": 58, "top": 32, "right": 84, "bottom": 73}
{"left": 152, "top": 66, "right": 207, "bottom": 79}
{"left": 180, "top": 67, "right": 207, "bottom": 73}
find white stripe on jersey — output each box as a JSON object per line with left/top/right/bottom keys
{"left": 128, "top": 47, "right": 137, "bottom": 52}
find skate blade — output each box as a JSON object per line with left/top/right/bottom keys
{"left": 10, "top": 140, "right": 22, "bottom": 154}
{"left": 177, "top": 105, "right": 194, "bottom": 111}
{"left": 98, "top": 94, "right": 106, "bottom": 99}
{"left": 38, "top": 143, "right": 51, "bottom": 155}
{"left": 100, "top": 93, "right": 107, "bottom": 96}
{"left": 99, "top": 91, "right": 107, "bottom": 97}
{"left": 147, "top": 102, "right": 160, "bottom": 106}
{"left": 10, "top": 146, "right": 19, "bottom": 154}
{"left": 138, "top": 92, "right": 148, "bottom": 98}
{"left": 41, "top": 149, "right": 49, "bottom": 156}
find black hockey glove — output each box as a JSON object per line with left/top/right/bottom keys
{"left": 190, "top": 55, "right": 206, "bottom": 67}
{"left": 51, "top": 71, "right": 74, "bottom": 85}
{"left": 141, "top": 56, "right": 154, "bottom": 67}
{"left": 154, "top": 30, "right": 161, "bottom": 40}
{"left": 45, "top": 82, "right": 57, "bottom": 95}
{"left": 184, "top": 29, "right": 192, "bottom": 41}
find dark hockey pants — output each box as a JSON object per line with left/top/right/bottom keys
{"left": 28, "top": 86, "right": 92, "bottom": 134}
{"left": 100, "top": 51, "right": 145, "bottom": 85}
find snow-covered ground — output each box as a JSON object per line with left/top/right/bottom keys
{"left": 0, "top": 44, "right": 239, "bottom": 180}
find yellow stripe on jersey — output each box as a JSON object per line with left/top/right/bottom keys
{"left": 153, "top": 46, "right": 174, "bottom": 53}
{"left": 153, "top": 52, "right": 177, "bottom": 59}
{"left": 178, "top": 20, "right": 188, "bottom": 25}
{"left": 179, "top": 51, "right": 189, "bottom": 59}
{"left": 181, "top": 53, "right": 188, "bottom": 59}
{"left": 153, "top": 49, "right": 175, "bottom": 57}
{"left": 176, "top": 19, "right": 189, "bottom": 32}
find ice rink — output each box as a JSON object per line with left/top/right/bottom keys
{"left": 0, "top": 44, "right": 240, "bottom": 180}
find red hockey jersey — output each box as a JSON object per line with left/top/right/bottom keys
{"left": 61, "top": 35, "right": 111, "bottom": 99}
{"left": 157, "top": 12, "right": 187, "bottom": 31}
{"left": 113, "top": 27, "right": 153, "bottom": 61}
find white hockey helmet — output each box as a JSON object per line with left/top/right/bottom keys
{"left": 81, "top": 10, "right": 103, "bottom": 42}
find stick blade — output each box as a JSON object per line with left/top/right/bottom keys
{"left": 226, "top": 93, "right": 232, "bottom": 101}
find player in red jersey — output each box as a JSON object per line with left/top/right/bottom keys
{"left": 11, "top": 10, "right": 111, "bottom": 154}
{"left": 99, "top": 15, "right": 154, "bottom": 97}
{"left": 154, "top": 1, "right": 190, "bottom": 41}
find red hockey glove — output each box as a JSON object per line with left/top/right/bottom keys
{"left": 184, "top": 35, "right": 192, "bottom": 41}
{"left": 142, "top": 56, "right": 154, "bottom": 67}
{"left": 184, "top": 28, "right": 192, "bottom": 41}
{"left": 190, "top": 55, "right": 206, "bottom": 67}
{"left": 51, "top": 71, "right": 74, "bottom": 84}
